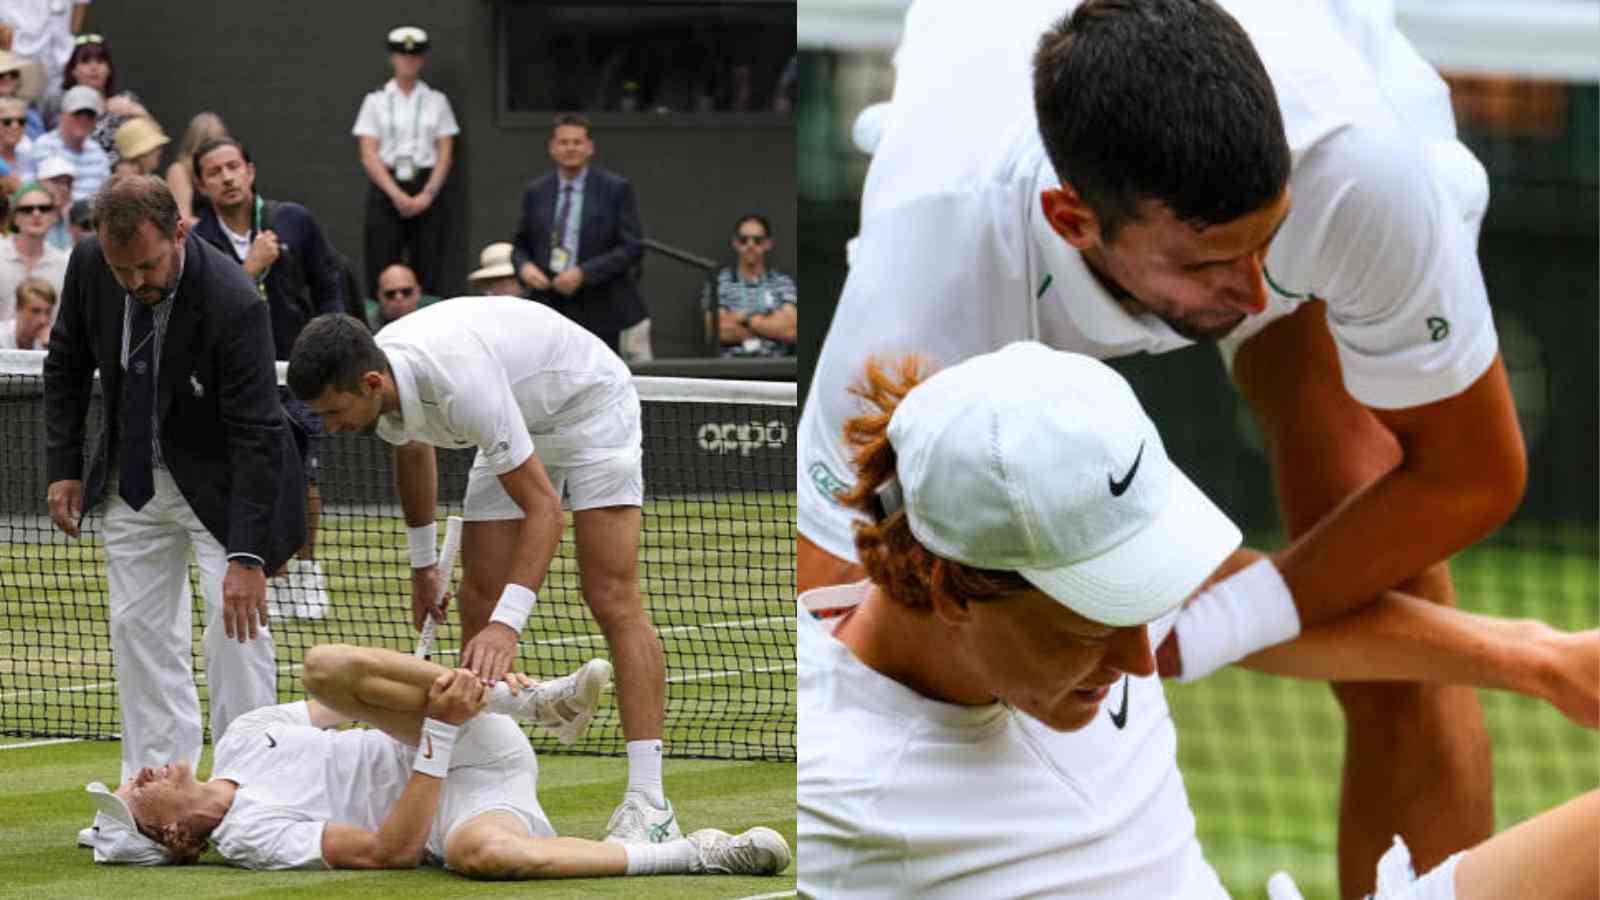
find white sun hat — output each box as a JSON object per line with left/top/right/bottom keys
{"left": 85, "top": 781, "right": 170, "bottom": 865}
{"left": 885, "top": 341, "right": 1241, "bottom": 626}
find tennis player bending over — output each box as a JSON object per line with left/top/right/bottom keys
{"left": 797, "top": 342, "right": 1596, "bottom": 898}
{"left": 85, "top": 643, "right": 789, "bottom": 878}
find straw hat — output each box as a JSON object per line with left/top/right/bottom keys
{"left": 115, "top": 117, "right": 170, "bottom": 161}
{"left": 0, "top": 51, "right": 45, "bottom": 102}
{"left": 469, "top": 242, "right": 516, "bottom": 281}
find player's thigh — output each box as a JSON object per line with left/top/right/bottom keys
{"left": 1231, "top": 300, "right": 1403, "bottom": 536}
{"left": 572, "top": 504, "right": 642, "bottom": 619}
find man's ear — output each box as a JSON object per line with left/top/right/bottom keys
{"left": 361, "top": 370, "right": 385, "bottom": 394}
{"left": 1039, "top": 182, "right": 1100, "bottom": 251}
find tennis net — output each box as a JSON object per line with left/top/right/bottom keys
{"left": 0, "top": 349, "right": 796, "bottom": 762}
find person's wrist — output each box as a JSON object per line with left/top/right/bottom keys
{"left": 413, "top": 717, "right": 458, "bottom": 777}
{"left": 230, "top": 557, "right": 263, "bottom": 570}
{"left": 407, "top": 522, "right": 438, "bottom": 568}
{"left": 489, "top": 584, "right": 537, "bottom": 634}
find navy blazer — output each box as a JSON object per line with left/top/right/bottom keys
{"left": 510, "top": 165, "right": 646, "bottom": 340}
{"left": 43, "top": 232, "right": 307, "bottom": 571}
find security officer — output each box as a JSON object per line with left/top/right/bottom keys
{"left": 352, "top": 25, "right": 459, "bottom": 300}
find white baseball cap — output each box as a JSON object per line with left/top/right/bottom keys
{"left": 61, "top": 84, "right": 105, "bottom": 116}
{"left": 886, "top": 341, "right": 1241, "bottom": 626}
{"left": 85, "top": 782, "right": 170, "bottom": 865}
{"left": 36, "top": 155, "right": 74, "bottom": 182}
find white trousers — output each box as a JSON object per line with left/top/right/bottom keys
{"left": 102, "top": 469, "right": 277, "bottom": 781}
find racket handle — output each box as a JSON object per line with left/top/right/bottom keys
{"left": 414, "top": 516, "right": 464, "bottom": 659}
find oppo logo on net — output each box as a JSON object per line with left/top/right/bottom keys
{"left": 696, "top": 420, "right": 789, "bottom": 457}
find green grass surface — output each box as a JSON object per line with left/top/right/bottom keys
{"left": 1169, "top": 528, "right": 1600, "bottom": 899}
{"left": 0, "top": 738, "right": 796, "bottom": 899}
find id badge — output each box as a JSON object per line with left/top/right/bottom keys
{"left": 395, "top": 155, "right": 415, "bottom": 181}
{"left": 549, "top": 246, "right": 571, "bottom": 274}
{"left": 49, "top": 0, "right": 66, "bottom": 13}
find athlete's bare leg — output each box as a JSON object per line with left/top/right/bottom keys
{"left": 573, "top": 505, "right": 663, "bottom": 741}
{"left": 1452, "top": 790, "right": 1600, "bottom": 900}
{"left": 798, "top": 533, "right": 865, "bottom": 594}
{"left": 302, "top": 643, "right": 458, "bottom": 745}
{"left": 444, "top": 811, "right": 628, "bottom": 880}
{"left": 1234, "top": 303, "right": 1493, "bottom": 898}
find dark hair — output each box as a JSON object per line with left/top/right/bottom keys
{"left": 63, "top": 39, "right": 116, "bottom": 97}
{"left": 191, "top": 137, "right": 251, "bottom": 182}
{"left": 551, "top": 113, "right": 591, "bottom": 137}
{"left": 94, "top": 175, "right": 179, "bottom": 243}
{"left": 733, "top": 214, "right": 771, "bottom": 239}
{"left": 69, "top": 199, "right": 94, "bottom": 228}
{"left": 839, "top": 354, "right": 1032, "bottom": 611}
{"left": 1032, "top": 0, "right": 1290, "bottom": 240}
{"left": 287, "top": 314, "right": 386, "bottom": 401}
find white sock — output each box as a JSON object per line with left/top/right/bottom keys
{"left": 622, "top": 837, "right": 697, "bottom": 875}
{"left": 626, "top": 739, "right": 665, "bottom": 807}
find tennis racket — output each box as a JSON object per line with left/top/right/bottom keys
{"left": 414, "top": 515, "right": 463, "bottom": 659}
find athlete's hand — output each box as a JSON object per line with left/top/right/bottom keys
{"left": 519, "top": 262, "right": 550, "bottom": 291}
{"left": 462, "top": 623, "right": 519, "bottom": 686}
{"left": 501, "top": 671, "right": 537, "bottom": 696}
{"left": 425, "top": 669, "right": 485, "bottom": 725}
{"left": 410, "top": 564, "right": 449, "bottom": 631}
{"left": 244, "top": 230, "right": 281, "bottom": 275}
{"left": 223, "top": 560, "right": 269, "bottom": 642}
{"left": 47, "top": 479, "right": 83, "bottom": 538}
{"left": 552, "top": 266, "right": 584, "bottom": 297}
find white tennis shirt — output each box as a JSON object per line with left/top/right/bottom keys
{"left": 798, "top": 0, "right": 1498, "bottom": 564}
{"left": 351, "top": 78, "right": 461, "bottom": 170}
{"left": 373, "top": 297, "right": 635, "bottom": 473}
{"left": 208, "top": 702, "right": 412, "bottom": 870}
{"left": 798, "top": 583, "right": 1227, "bottom": 898}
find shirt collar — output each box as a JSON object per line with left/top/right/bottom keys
{"left": 377, "top": 348, "right": 426, "bottom": 440}
{"left": 384, "top": 77, "right": 428, "bottom": 99}
{"left": 558, "top": 167, "right": 588, "bottom": 192}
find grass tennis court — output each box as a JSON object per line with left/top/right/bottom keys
{"left": 1169, "top": 527, "right": 1600, "bottom": 899}
{"left": 0, "top": 739, "right": 796, "bottom": 898}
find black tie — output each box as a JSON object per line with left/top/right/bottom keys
{"left": 119, "top": 302, "right": 156, "bottom": 510}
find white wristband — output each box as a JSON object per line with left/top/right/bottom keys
{"left": 413, "top": 717, "right": 457, "bottom": 778}
{"left": 488, "top": 584, "right": 537, "bottom": 634}
{"left": 1174, "top": 558, "right": 1301, "bottom": 683}
{"left": 406, "top": 523, "right": 438, "bottom": 569}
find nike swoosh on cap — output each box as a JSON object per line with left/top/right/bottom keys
{"left": 1108, "top": 441, "right": 1145, "bottom": 497}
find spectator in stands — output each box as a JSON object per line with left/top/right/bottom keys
{"left": 0, "top": 275, "right": 54, "bottom": 348}
{"left": 708, "top": 214, "right": 796, "bottom": 357}
{"left": 0, "top": 182, "right": 67, "bottom": 320}
{"left": 0, "top": 51, "right": 46, "bottom": 139}
{"left": 67, "top": 197, "right": 92, "bottom": 244}
{"left": 366, "top": 261, "right": 440, "bottom": 332}
{"left": 467, "top": 241, "right": 522, "bottom": 297}
{"left": 192, "top": 136, "right": 343, "bottom": 620}
{"left": 113, "top": 117, "right": 167, "bottom": 176}
{"left": 0, "top": 96, "right": 32, "bottom": 198}
{"left": 352, "top": 26, "right": 458, "bottom": 299}
{"left": 35, "top": 154, "right": 75, "bottom": 250}
{"left": 166, "top": 111, "right": 226, "bottom": 229}
{"left": 23, "top": 85, "right": 109, "bottom": 200}
{"left": 42, "top": 34, "right": 148, "bottom": 155}
{"left": 512, "top": 113, "right": 647, "bottom": 356}
{"left": 0, "top": 0, "right": 87, "bottom": 121}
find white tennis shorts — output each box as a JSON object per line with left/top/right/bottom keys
{"left": 463, "top": 393, "right": 644, "bottom": 518}
{"left": 417, "top": 713, "right": 557, "bottom": 863}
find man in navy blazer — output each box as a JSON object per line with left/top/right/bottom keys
{"left": 511, "top": 114, "right": 646, "bottom": 352}
{"left": 42, "top": 176, "right": 306, "bottom": 836}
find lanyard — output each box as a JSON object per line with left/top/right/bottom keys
{"left": 252, "top": 195, "right": 271, "bottom": 300}
{"left": 387, "top": 84, "right": 425, "bottom": 155}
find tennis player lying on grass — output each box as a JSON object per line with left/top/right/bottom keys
{"left": 83, "top": 644, "right": 790, "bottom": 879}
{"left": 797, "top": 342, "right": 1596, "bottom": 898}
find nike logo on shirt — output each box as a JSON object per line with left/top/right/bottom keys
{"left": 1108, "top": 676, "right": 1131, "bottom": 729}
{"left": 265, "top": 732, "right": 277, "bottom": 748}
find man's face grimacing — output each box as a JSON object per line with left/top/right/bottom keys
{"left": 548, "top": 124, "right": 594, "bottom": 172}
{"left": 116, "top": 761, "right": 200, "bottom": 841}
{"left": 943, "top": 587, "right": 1156, "bottom": 733}
{"left": 197, "top": 144, "right": 255, "bottom": 210}
{"left": 307, "top": 371, "right": 385, "bottom": 436}
{"left": 1045, "top": 187, "right": 1292, "bottom": 343}
{"left": 101, "top": 219, "right": 187, "bottom": 305}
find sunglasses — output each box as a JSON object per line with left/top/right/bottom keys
{"left": 74, "top": 34, "right": 105, "bottom": 46}
{"left": 14, "top": 204, "right": 53, "bottom": 215}
{"left": 381, "top": 287, "right": 418, "bottom": 300}
{"left": 0, "top": 71, "right": 18, "bottom": 81}
{"left": 735, "top": 234, "right": 767, "bottom": 245}
{"left": 0, "top": 118, "right": 23, "bottom": 126}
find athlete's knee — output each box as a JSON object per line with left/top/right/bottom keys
{"left": 453, "top": 833, "right": 550, "bottom": 880}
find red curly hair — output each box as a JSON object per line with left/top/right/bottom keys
{"left": 837, "top": 354, "right": 1032, "bottom": 610}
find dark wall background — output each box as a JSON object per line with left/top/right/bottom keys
{"left": 89, "top": 0, "right": 795, "bottom": 359}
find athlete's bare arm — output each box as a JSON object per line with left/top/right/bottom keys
{"left": 458, "top": 455, "right": 564, "bottom": 684}
{"left": 396, "top": 440, "right": 444, "bottom": 630}
{"left": 319, "top": 669, "right": 484, "bottom": 869}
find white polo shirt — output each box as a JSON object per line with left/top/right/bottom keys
{"left": 798, "top": 583, "right": 1226, "bottom": 899}
{"left": 351, "top": 78, "right": 460, "bottom": 169}
{"left": 798, "top": 0, "right": 1498, "bottom": 564}
{"left": 373, "top": 297, "right": 634, "bottom": 472}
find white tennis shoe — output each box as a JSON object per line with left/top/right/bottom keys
{"left": 606, "top": 792, "right": 682, "bottom": 844}
{"left": 687, "top": 827, "right": 791, "bottom": 875}
{"left": 495, "top": 658, "right": 612, "bottom": 745}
